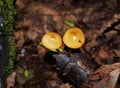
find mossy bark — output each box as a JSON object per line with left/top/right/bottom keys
{"left": 0, "top": 0, "right": 16, "bottom": 87}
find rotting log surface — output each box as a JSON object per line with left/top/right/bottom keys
{"left": 14, "top": 0, "right": 120, "bottom": 88}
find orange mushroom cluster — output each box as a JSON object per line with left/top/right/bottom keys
{"left": 41, "top": 28, "right": 85, "bottom": 50}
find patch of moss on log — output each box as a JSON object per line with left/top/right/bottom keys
{"left": 0, "top": 0, "right": 16, "bottom": 76}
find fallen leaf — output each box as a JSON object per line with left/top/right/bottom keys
{"left": 91, "top": 68, "right": 120, "bottom": 88}
{"left": 7, "top": 72, "right": 16, "bottom": 88}
{"left": 88, "top": 63, "right": 120, "bottom": 88}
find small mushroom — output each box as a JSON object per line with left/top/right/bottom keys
{"left": 41, "top": 32, "right": 62, "bottom": 50}
{"left": 63, "top": 28, "right": 85, "bottom": 49}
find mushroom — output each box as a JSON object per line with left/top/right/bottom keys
{"left": 41, "top": 32, "right": 62, "bottom": 50}
{"left": 63, "top": 28, "right": 85, "bottom": 49}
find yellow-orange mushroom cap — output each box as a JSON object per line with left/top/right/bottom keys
{"left": 63, "top": 28, "right": 85, "bottom": 49}
{"left": 41, "top": 32, "right": 62, "bottom": 50}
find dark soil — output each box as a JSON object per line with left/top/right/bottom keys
{"left": 0, "top": 29, "right": 8, "bottom": 88}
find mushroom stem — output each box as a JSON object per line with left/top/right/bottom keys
{"left": 67, "top": 48, "right": 73, "bottom": 57}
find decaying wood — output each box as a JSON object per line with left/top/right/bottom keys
{"left": 14, "top": 0, "right": 120, "bottom": 88}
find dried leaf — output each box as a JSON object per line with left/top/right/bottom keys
{"left": 91, "top": 69, "right": 120, "bottom": 88}
{"left": 7, "top": 72, "right": 16, "bottom": 88}
{"left": 88, "top": 63, "right": 120, "bottom": 88}
{"left": 60, "top": 83, "right": 74, "bottom": 88}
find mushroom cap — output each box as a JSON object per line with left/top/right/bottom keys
{"left": 63, "top": 28, "right": 85, "bottom": 49}
{"left": 42, "top": 32, "right": 62, "bottom": 50}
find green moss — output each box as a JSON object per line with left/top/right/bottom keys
{"left": 0, "top": 0, "right": 16, "bottom": 76}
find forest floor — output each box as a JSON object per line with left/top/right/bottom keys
{"left": 7, "top": 0, "right": 120, "bottom": 88}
